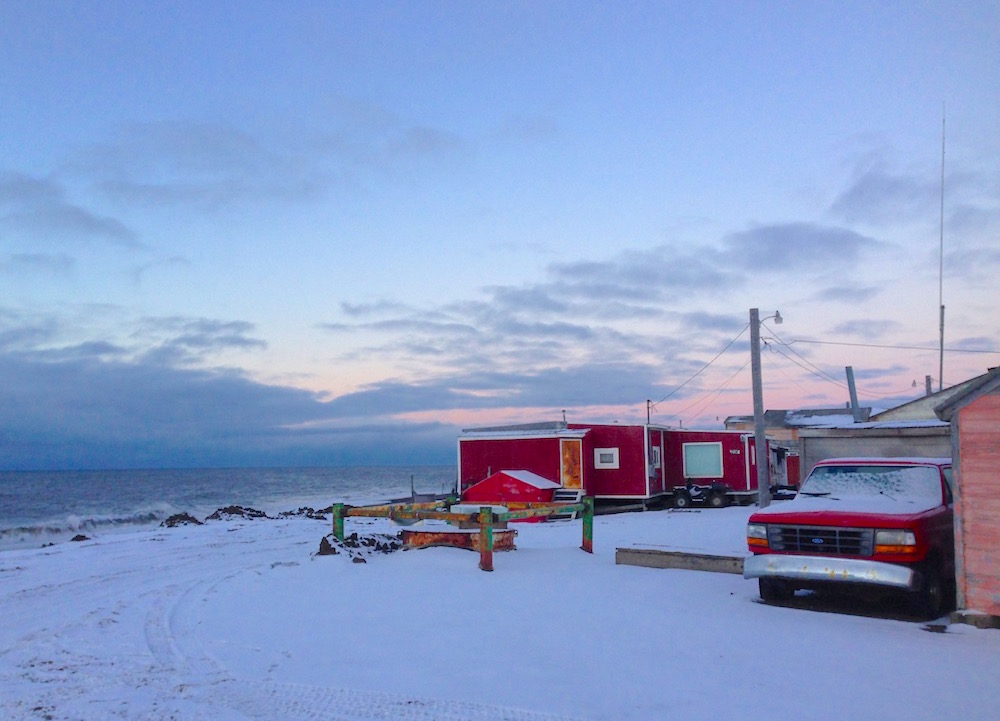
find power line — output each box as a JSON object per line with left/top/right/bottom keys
{"left": 667, "top": 357, "right": 752, "bottom": 424}
{"left": 650, "top": 322, "right": 750, "bottom": 408}
{"left": 790, "top": 339, "right": 1000, "bottom": 354}
{"left": 765, "top": 331, "right": 848, "bottom": 389}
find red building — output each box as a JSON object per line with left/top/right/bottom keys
{"left": 463, "top": 470, "right": 561, "bottom": 504}
{"left": 936, "top": 367, "right": 1000, "bottom": 623}
{"left": 458, "top": 421, "right": 784, "bottom": 505}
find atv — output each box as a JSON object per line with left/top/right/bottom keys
{"left": 673, "top": 481, "right": 730, "bottom": 509}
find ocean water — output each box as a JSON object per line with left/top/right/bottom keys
{"left": 0, "top": 466, "right": 457, "bottom": 551}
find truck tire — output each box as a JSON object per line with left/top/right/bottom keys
{"left": 759, "top": 578, "right": 794, "bottom": 603}
{"left": 912, "top": 561, "right": 946, "bottom": 619}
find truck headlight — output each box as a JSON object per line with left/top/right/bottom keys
{"left": 874, "top": 529, "right": 917, "bottom": 554}
{"left": 747, "top": 523, "right": 769, "bottom": 548}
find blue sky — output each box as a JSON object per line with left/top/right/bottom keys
{"left": 1, "top": 1, "right": 998, "bottom": 470}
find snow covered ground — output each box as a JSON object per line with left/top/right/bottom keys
{"left": 1, "top": 505, "right": 997, "bottom": 720}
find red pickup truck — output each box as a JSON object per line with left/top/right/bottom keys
{"left": 743, "top": 457, "right": 955, "bottom": 618}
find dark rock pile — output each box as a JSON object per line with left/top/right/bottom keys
{"left": 317, "top": 531, "right": 404, "bottom": 562}
{"left": 275, "top": 507, "right": 328, "bottom": 520}
{"left": 160, "top": 513, "right": 203, "bottom": 527}
{"left": 205, "top": 506, "right": 270, "bottom": 521}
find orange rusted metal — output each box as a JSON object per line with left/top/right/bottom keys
{"left": 560, "top": 438, "right": 583, "bottom": 489}
{"left": 400, "top": 528, "right": 516, "bottom": 552}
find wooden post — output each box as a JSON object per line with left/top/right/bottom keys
{"left": 581, "top": 497, "right": 594, "bottom": 553}
{"left": 479, "top": 506, "right": 494, "bottom": 572}
{"left": 332, "top": 503, "right": 345, "bottom": 542}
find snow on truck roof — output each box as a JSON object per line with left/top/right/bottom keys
{"left": 814, "top": 457, "right": 951, "bottom": 466}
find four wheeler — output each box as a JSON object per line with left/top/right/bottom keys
{"left": 673, "top": 481, "right": 730, "bottom": 509}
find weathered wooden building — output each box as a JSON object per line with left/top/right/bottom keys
{"left": 935, "top": 367, "right": 1000, "bottom": 622}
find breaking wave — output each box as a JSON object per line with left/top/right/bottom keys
{"left": 0, "top": 508, "right": 174, "bottom": 550}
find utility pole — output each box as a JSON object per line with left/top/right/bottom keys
{"left": 846, "top": 366, "right": 863, "bottom": 423}
{"left": 939, "top": 107, "right": 946, "bottom": 392}
{"left": 750, "top": 308, "right": 771, "bottom": 508}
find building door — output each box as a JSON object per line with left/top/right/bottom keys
{"left": 560, "top": 438, "right": 583, "bottom": 489}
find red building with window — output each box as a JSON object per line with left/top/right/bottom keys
{"left": 458, "top": 421, "right": 785, "bottom": 505}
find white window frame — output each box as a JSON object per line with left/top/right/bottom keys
{"left": 594, "top": 447, "right": 620, "bottom": 470}
{"left": 682, "top": 442, "right": 724, "bottom": 478}
{"left": 650, "top": 446, "right": 662, "bottom": 469}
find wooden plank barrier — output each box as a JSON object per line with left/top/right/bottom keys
{"left": 330, "top": 497, "right": 595, "bottom": 571}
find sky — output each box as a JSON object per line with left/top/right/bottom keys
{"left": 1, "top": 1, "right": 998, "bottom": 470}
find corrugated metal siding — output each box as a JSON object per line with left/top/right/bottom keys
{"left": 799, "top": 431, "right": 951, "bottom": 479}
{"left": 957, "top": 394, "right": 1000, "bottom": 616}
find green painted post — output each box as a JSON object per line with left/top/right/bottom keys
{"left": 581, "top": 497, "right": 594, "bottom": 553}
{"left": 332, "top": 503, "right": 345, "bottom": 542}
{"left": 479, "top": 506, "right": 494, "bottom": 572}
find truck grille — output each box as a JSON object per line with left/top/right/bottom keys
{"left": 767, "top": 525, "right": 874, "bottom": 557}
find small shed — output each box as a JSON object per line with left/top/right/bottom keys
{"left": 935, "top": 367, "right": 1000, "bottom": 623}
{"left": 462, "top": 469, "right": 561, "bottom": 505}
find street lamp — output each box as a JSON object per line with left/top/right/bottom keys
{"left": 750, "top": 308, "right": 781, "bottom": 508}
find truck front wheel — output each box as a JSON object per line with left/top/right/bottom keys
{"left": 912, "top": 561, "right": 947, "bottom": 619}
{"left": 759, "top": 578, "right": 794, "bottom": 603}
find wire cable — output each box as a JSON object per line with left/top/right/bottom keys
{"left": 789, "top": 339, "right": 1000, "bottom": 354}
{"left": 650, "top": 322, "right": 750, "bottom": 409}
{"left": 675, "top": 358, "right": 752, "bottom": 425}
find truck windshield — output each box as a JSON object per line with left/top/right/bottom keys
{"left": 800, "top": 465, "right": 942, "bottom": 501}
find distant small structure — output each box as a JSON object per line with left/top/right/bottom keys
{"left": 871, "top": 369, "right": 998, "bottom": 422}
{"left": 725, "top": 407, "right": 871, "bottom": 456}
{"left": 725, "top": 371, "right": 1000, "bottom": 481}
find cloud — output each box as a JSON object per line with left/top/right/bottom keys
{"left": 0, "top": 171, "right": 140, "bottom": 248}
{"left": 812, "top": 285, "right": 882, "bottom": 304}
{"left": 0, "top": 353, "right": 346, "bottom": 469}
{"left": 131, "top": 256, "right": 192, "bottom": 284}
{"left": 721, "top": 223, "right": 882, "bottom": 273}
{"left": 0, "top": 253, "right": 75, "bottom": 276}
{"left": 828, "top": 318, "right": 903, "bottom": 339}
{"left": 320, "top": 362, "right": 671, "bottom": 420}
{"left": 0, "top": 316, "right": 61, "bottom": 352}
{"left": 65, "top": 112, "right": 470, "bottom": 211}
{"left": 829, "top": 161, "right": 937, "bottom": 225}
{"left": 549, "top": 247, "right": 734, "bottom": 300}
{"left": 68, "top": 122, "right": 328, "bottom": 210}
{"left": 0, "top": 172, "right": 64, "bottom": 206}
{"left": 134, "top": 317, "right": 268, "bottom": 366}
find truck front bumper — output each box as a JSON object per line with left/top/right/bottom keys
{"left": 743, "top": 554, "right": 918, "bottom": 590}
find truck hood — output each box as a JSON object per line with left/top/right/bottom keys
{"left": 751, "top": 493, "right": 940, "bottom": 522}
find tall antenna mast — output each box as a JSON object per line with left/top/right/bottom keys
{"left": 938, "top": 105, "right": 946, "bottom": 392}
